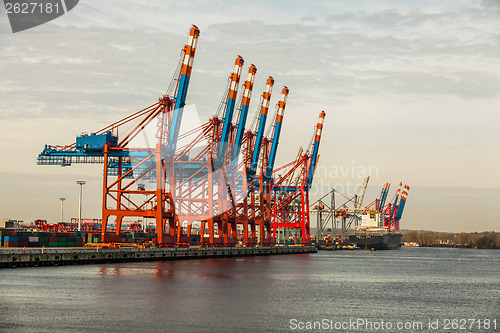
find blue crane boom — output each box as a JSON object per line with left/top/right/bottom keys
{"left": 395, "top": 185, "right": 410, "bottom": 220}
{"left": 231, "top": 65, "right": 257, "bottom": 164}
{"left": 307, "top": 111, "right": 326, "bottom": 189}
{"left": 390, "top": 182, "right": 402, "bottom": 219}
{"left": 377, "top": 182, "right": 391, "bottom": 213}
{"left": 248, "top": 76, "right": 274, "bottom": 177}
{"left": 264, "top": 86, "right": 289, "bottom": 180}
{"left": 166, "top": 25, "right": 200, "bottom": 156}
{"left": 216, "top": 56, "right": 244, "bottom": 168}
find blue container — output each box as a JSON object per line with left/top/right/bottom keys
{"left": 28, "top": 242, "right": 39, "bottom": 247}
{"left": 5, "top": 236, "right": 19, "bottom": 242}
{"left": 76, "top": 131, "right": 117, "bottom": 150}
{"left": 19, "top": 236, "right": 29, "bottom": 242}
{"left": 67, "top": 237, "right": 75, "bottom": 242}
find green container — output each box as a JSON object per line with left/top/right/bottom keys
{"left": 0, "top": 231, "right": 4, "bottom": 237}
{"left": 39, "top": 237, "right": 49, "bottom": 243}
{"left": 39, "top": 242, "right": 49, "bottom": 247}
{"left": 75, "top": 237, "right": 83, "bottom": 242}
{"left": 49, "top": 242, "right": 58, "bottom": 247}
{"left": 66, "top": 242, "right": 75, "bottom": 247}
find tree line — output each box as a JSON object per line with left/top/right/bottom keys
{"left": 402, "top": 231, "right": 500, "bottom": 249}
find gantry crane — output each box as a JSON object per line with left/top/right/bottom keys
{"left": 37, "top": 24, "right": 324, "bottom": 247}
{"left": 271, "top": 111, "right": 326, "bottom": 244}
{"left": 361, "top": 182, "right": 410, "bottom": 231}
{"left": 38, "top": 25, "right": 200, "bottom": 244}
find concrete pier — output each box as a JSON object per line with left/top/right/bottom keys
{"left": 0, "top": 246, "right": 317, "bottom": 268}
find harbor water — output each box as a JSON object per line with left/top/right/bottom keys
{"left": 1, "top": 247, "right": 498, "bottom": 332}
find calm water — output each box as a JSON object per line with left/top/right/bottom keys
{"left": 1, "top": 247, "right": 499, "bottom": 332}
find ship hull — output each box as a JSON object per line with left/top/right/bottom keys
{"left": 349, "top": 231, "right": 402, "bottom": 250}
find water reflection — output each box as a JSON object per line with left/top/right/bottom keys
{"left": 153, "top": 258, "right": 243, "bottom": 281}
{"left": 3, "top": 249, "right": 498, "bottom": 333}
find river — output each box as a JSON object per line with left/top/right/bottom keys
{"left": 1, "top": 247, "right": 498, "bottom": 332}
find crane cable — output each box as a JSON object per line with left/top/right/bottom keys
{"left": 166, "top": 55, "right": 183, "bottom": 97}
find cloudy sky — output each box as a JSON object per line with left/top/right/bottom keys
{"left": 1, "top": 0, "right": 499, "bottom": 232}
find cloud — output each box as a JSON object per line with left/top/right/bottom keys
{"left": 447, "top": 192, "right": 480, "bottom": 197}
{"left": 2, "top": 0, "right": 500, "bottom": 123}
{"left": 0, "top": 0, "right": 499, "bottom": 231}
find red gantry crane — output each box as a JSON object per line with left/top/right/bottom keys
{"left": 37, "top": 25, "right": 325, "bottom": 247}
{"left": 271, "top": 111, "right": 326, "bottom": 244}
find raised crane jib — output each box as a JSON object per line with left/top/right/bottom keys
{"left": 355, "top": 176, "right": 370, "bottom": 210}
{"left": 264, "top": 86, "right": 289, "bottom": 180}
{"left": 395, "top": 185, "right": 410, "bottom": 220}
{"left": 215, "top": 55, "right": 244, "bottom": 168}
{"left": 377, "top": 182, "right": 390, "bottom": 213}
{"left": 390, "top": 182, "right": 402, "bottom": 219}
{"left": 232, "top": 64, "right": 257, "bottom": 164}
{"left": 248, "top": 76, "right": 274, "bottom": 177}
{"left": 306, "top": 111, "right": 326, "bottom": 189}
{"left": 166, "top": 25, "right": 200, "bottom": 156}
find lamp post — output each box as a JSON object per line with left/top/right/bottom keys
{"left": 76, "top": 181, "right": 86, "bottom": 231}
{"left": 59, "top": 197, "right": 66, "bottom": 223}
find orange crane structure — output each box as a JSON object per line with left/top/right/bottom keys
{"left": 37, "top": 25, "right": 326, "bottom": 247}
{"left": 271, "top": 111, "right": 326, "bottom": 244}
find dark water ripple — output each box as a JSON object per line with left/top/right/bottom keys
{"left": 0, "top": 247, "right": 498, "bottom": 332}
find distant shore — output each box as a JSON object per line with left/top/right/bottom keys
{"left": 402, "top": 231, "right": 499, "bottom": 249}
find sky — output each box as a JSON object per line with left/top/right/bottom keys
{"left": 0, "top": 0, "right": 499, "bottom": 232}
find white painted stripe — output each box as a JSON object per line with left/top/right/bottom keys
{"left": 61, "top": 0, "right": 68, "bottom": 13}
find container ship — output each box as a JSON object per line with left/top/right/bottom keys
{"left": 349, "top": 183, "right": 409, "bottom": 250}
{"left": 349, "top": 227, "right": 402, "bottom": 250}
